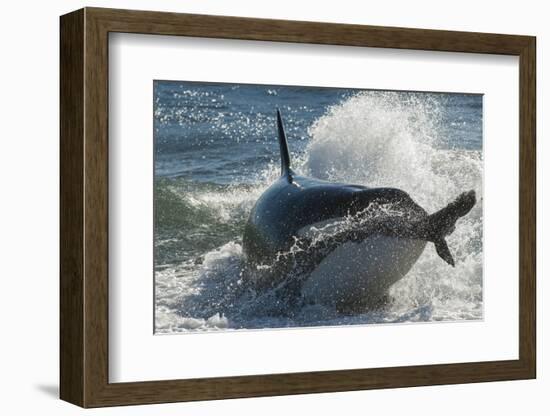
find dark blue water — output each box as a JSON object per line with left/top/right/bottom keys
{"left": 154, "top": 81, "right": 482, "bottom": 184}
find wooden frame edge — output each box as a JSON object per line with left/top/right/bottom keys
{"left": 60, "top": 7, "right": 536, "bottom": 408}
{"left": 518, "top": 36, "right": 536, "bottom": 379}
{"left": 60, "top": 8, "right": 85, "bottom": 407}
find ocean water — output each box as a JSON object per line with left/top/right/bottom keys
{"left": 154, "top": 81, "right": 483, "bottom": 333}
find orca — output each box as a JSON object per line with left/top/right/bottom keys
{"left": 242, "top": 110, "right": 476, "bottom": 311}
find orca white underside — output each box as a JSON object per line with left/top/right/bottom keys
{"left": 301, "top": 236, "right": 427, "bottom": 308}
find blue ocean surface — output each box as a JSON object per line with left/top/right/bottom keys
{"left": 154, "top": 81, "right": 483, "bottom": 333}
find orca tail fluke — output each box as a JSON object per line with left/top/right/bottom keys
{"left": 276, "top": 109, "right": 292, "bottom": 180}
{"left": 434, "top": 238, "right": 455, "bottom": 267}
{"left": 427, "top": 190, "right": 477, "bottom": 267}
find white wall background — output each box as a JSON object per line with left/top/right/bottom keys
{"left": 0, "top": 0, "right": 545, "bottom": 414}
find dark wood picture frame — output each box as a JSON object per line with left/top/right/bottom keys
{"left": 60, "top": 7, "right": 536, "bottom": 408}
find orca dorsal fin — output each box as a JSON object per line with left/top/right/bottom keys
{"left": 276, "top": 109, "right": 292, "bottom": 180}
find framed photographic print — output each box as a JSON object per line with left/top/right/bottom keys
{"left": 60, "top": 7, "right": 536, "bottom": 408}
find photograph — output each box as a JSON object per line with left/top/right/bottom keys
{"left": 153, "top": 81, "right": 483, "bottom": 333}
{"left": 52, "top": 5, "right": 539, "bottom": 408}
